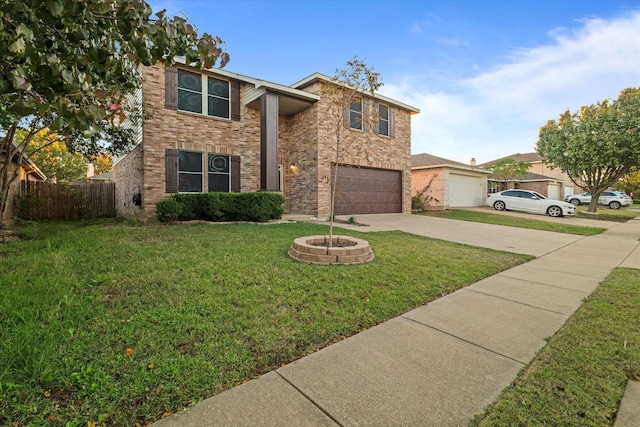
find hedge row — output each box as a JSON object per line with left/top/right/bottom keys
{"left": 155, "top": 192, "right": 285, "bottom": 223}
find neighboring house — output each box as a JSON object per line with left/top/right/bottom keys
{"left": 113, "top": 61, "right": 419, "bottom": 222}
{"left": 84, "top": 171, "right": 113, "bottom": 183}
{"left": 0, "top": 145, "right": 47, "bottom": 221}
{"left": 411, "top": 153, "right": 490, "bottom": 210}
{"left": 481, "top": 152, "right": 581, "bottom": 200}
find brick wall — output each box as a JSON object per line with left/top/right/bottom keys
{"left": 411, "top": 168, "right": 446, "bottom": 210}
{"left": 312, "top": 81, "right": 413, "bottom": 217}
{"left": 133, "top": 65, "right": 263, "bottom": 222}
{"left": 113, "top": 143, "right": 143, "bottom": 220}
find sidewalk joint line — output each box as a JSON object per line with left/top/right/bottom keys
{"left": 274, "top": 371, "right": 345, "bottom": 427}
{"left": 494, "top": 273, "right": 594, "bottom": 294}
{"left": 463, "top": 288, "right": 574, "bottom": 317}
{"left": 400, "top": 316, "right": 526, "bottom": 366}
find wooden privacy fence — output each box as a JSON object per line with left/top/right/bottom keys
{"left": 18, "top": 181, "right": 116, "bottom": 220}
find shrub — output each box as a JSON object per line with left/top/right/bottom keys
{"left": 155, "top": 192, "right": 285, "bottom": 223}
{"left": 155, "top": 198, "right": 183, "bottom": 222}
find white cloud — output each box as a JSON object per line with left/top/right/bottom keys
{"left": 389, "top": 12, "right": 640, "bottom": 164}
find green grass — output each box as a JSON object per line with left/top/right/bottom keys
{"left": 576, "top": 206, "right": 640, "bottom": 222}
{"left": 470, "top": 268, "right": 640, "bottom": 427}
{"left": 418, "top": 209, "right": 607, "bottom": 235}
{"left": 0, "top": 220, "right": 532, "bottom": 426}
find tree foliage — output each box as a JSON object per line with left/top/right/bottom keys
{"left": 26, "top": 130, "right": 87, "bottom": 184}
{"left": 91, "top": 154, "right": 113, "bottom": 175}
{"left": 0, "top": 0, "right": 229, "bottom": 224}
{"left": 321, "top": 56, "right": 382, "bottom": 242}
{"left": 485, "top": 158, "right": 530, "bottom": 191}
{"left": 536, "top": 87, "right": 640, "bottom": 212}
{"left": 612, "top": 170, "right": 640, "bottom": 198}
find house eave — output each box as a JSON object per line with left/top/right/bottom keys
{"left": 412, "top": 164, "right": 491, "bottom": 174}
{"left": 291, "top": 72, "right": 421, "bottom": 114}
{"left": 172, "top": 57, "right": 319, "bottom": 116}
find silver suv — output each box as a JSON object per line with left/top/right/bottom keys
{"left": 564, "top": 191, "right": 633, "bottom": 209}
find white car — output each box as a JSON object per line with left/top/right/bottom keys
{"left": 487, "top": 189, "right": 577, "bottom": 217}
{"left": 564, "top": 191, "right": 632, "bottom": 209}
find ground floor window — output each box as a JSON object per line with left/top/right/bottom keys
{"left": 178, "top": 151, "right": 203, "bottom": 192}
{"left": 168, "top": 149, "right": 239, "bottom": 194}
{"left": 208, "top": 154, "right": 230, "bottom": 192}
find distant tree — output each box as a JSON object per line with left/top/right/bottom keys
{"left": 536, "top": 88, "right": 640, "bottom": 213}
{"left": 91, "top": 154, "right": 113, "bottom": 175}
{"left": 485, "top": 158, "right": 530, "bottom": 191}
{"left": 321, "top": 56, "right": 382, "bottom": 244}
{"left": 25, "top": 130, "right": 87, "bottom": 183}
{"left": 0, "top": 0, "right": 229, "bottom": 225}
{"left": 612, "top": 170, "right": 640, "bottom": 198}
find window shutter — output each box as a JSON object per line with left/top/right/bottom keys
{"left": 390, "top": 106, "right": 396, "bottom": 138}
{"left": 231, "top": 155, "right": 241, "bottom": 192}
{"left": 231, "top": 80, "right": 241, "bottom": 121}
{"left": 363, "top": 98, "right": 370, "bottom": 132}
{"left": 373, "top": 102, "right": 380, "bottom": 134}
{"left": 165, "top": 67, "right": 178, "bottom": 110}
{"left": 165, "top": 149, "right": 178, "bottom": 193}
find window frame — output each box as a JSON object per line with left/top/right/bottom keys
{"left": 377, "top": 104, "right": 389, "bottom": 136}
{"left": 207, "top": 153, "right": 231, "bottom": 193}
{"left": 177, "top": 150, "right": 203, "bottom": 193}
{"left": 349, "top": 97, "right": 363, "bottom": 130}
{"left": 177, "top": 69, "right": 231, "bottom": 119}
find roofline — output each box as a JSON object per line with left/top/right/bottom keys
{"left": 172, "top": 58, "right": 320, "bottom": 103}
{"left": 291, "top": 72, "right": 421, "bottom": 114}
{"left": 412, "top": 164, "right": 491, "bottom": 174}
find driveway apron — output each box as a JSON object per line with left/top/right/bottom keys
{"left": 154, "top": 215, "right": 640, "bottom": 427}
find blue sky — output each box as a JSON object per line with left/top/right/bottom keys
{"left": 148, "top": 0, "right": 640, "bottom": 164}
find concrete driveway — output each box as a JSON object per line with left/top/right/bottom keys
{"left": 329, "top": 213, "right": 587, "bottom": 257}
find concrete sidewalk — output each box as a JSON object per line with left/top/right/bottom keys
{"left": 154, "top": 216, "right": 640, "bottom": 427}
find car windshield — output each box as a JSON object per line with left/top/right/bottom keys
{"left": 532, "top": 192, "right": 547, "bottom": 199}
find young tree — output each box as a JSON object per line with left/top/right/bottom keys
{"left": 536, "top": 88, "right": 640, "bottom": 213}
{"left": 0, "top": 0, "right": 229, "bottom": 225}
{"left": 485, "top": 158, "right": 530, "bottom": 191}
{"left": 26, "top": 130, "right": 87, "bottom": 183}
{"left": 321, "top": 56, "right": 382, "bottom": 244}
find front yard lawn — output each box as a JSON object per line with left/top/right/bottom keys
{"left": 576, "top": 206, "right": 640, "bottom": 222}
{"left": 419, "top": 209, "right": 607, "bottom": 235}
{"left": 0, "top": 221, "right": 531, "bottom": 426}
{"left": 471, "top": 268, "right": 640, "bottom": 426}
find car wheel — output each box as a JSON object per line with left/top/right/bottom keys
{"left": 493, "top": 201, "right": 506, "bottom": 211}
{"left": 569, "top": 198, "right": 580, "bottom": 206}
{"left": 547, "top": 206, "right": 563, "bottom": 217}
{"left": 609, "top": 201, "right": 621, "bottom": 210}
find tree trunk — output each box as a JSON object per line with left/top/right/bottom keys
{"left": 586, "top": 197, "right": 599, "bottom": 213}
{"left": 0, "top": 126, "right": 21, "bottom": 227}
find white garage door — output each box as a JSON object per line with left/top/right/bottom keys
{"left": 449, "top": 174, "right": 483, "bottom": 207}
{"left": 547, "top": 184, "right": 560, "bottom": 200}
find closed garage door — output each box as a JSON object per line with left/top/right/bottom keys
{"left": 334, "top": 166, "right": 402, "bottom": 215}
{"left": 449, "top": 174, "right": 483, "bottom": 207}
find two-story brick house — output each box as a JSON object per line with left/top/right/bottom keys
{"left": 113, "top": 61, "right": 419, "bottom": 222}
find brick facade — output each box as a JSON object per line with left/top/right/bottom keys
{"left": 114, "top": 64, "right": 418, "bottom": 222}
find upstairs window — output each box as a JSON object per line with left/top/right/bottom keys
{"left": 207, "top": 77, "right": 230, "bottom": 119}
{"left": 378, "top": 104, "right": 389, "bottom": 136}
{"left": 349, "top": 97, "right": 363, "bottom": 130}
{"left": 178, "top": 70, "right": 203, "bottom": 114}
{"left": 177, "top": 70, "right": 230, "bottom": 119}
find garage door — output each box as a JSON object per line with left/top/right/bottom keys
{"left": 334, "top": 166, "right": 402, "bottom": 215}
{"left": 449, "top": 174, "right": 483, "bottom": 207}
